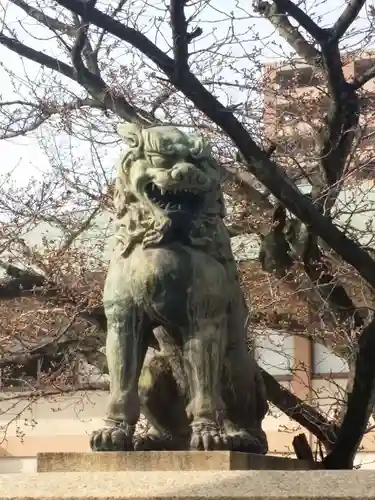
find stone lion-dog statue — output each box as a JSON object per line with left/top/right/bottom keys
{"left": 90, "top": 124, "right": 269, "bottom": 454}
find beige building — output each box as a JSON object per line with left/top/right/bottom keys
{"left": 263, "top": 50, "right": 375, "bottom": 181}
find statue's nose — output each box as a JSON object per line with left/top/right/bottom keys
{"left": 171, "top": 163, "right": 208, "bottom": 185}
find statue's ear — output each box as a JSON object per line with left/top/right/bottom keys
{"left": 117, "top": 123, "right": 143, "bottom": 148}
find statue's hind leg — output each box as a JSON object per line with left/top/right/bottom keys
{"left": 182, "top": 313, "right": 228, "bottom": 451}
{"left": 135, "top": 346, "right": 190, "bottom": 451}
{"left": 90, "top": 299, "right": 152, "bottom": 452}
{"left": 221, "top": 346, "right": 269, "bottom": 454}
{"left": 219, "top": 286, "right": 269, "bottom": 454}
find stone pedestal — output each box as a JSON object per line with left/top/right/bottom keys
{"left": 37, "top": 451, "right": 313, "bottom": 472}
{"left": 0, "top": 470, "right": 374, "bottom": 500}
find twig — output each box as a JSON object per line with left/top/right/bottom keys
{"left": 0, "top": 382, "right": 109, "bottom": 402}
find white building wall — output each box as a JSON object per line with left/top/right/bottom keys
{"left": 0, "top": 391, "right": 108, "bottom": 441}
{"left": 0, "top": 457, "right": 36, "bottom": 473}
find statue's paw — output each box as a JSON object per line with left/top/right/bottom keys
{"left": 190, "top": 419, "right": 222, "bottom": 451}
{"left": 90, "top": 423, "right": 134, "bottom": 452}
{"left": 223, "top": 428, "right": 268, "bottom": 454}
{"left": 134, "top": 431, "right": 174, "bottom": 451}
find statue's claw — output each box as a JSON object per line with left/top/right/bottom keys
{"left": 226, "top": 429, "right": 267, "bottom": 453}
{"left": 134, "top": 425, "right": 187, "bottom": 451}
{"left": 134, "top": 434, "right": 172, "bottom": 451}
{"left": 90, "top": 422, "right": 134, "bottom": 452}
{"left": 133, "top": 425, "right": 170, "bottom": 451}
{"left": 221, "top": 420, "right": 268, "bottom": 454}
{"left": 190, "top": 420, "right": 223, "bottom": 451}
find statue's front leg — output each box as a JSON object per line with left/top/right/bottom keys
{"left": 90, "top": 300, "right": 151, "bottom": 452}
{"left": 182, "top": 314, "right": 227, "bottom": 451}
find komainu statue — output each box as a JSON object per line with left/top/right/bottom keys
{"left": 90, "top": 124, "right": 269, "bottom": 454}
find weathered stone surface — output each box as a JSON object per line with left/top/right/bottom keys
{"left": 36, "top": 451, "right": 313, "bottom": 472}
{"left": 1, "top": 470, "right": 375, "bottom": 499}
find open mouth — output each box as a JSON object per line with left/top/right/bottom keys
{"left": 145, "top": 183, "right": 203, "bottom": 213}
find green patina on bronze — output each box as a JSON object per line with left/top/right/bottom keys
{"left": 90, "top": 124, "right": 269, "bottom": 453}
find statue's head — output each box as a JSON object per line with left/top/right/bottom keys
{"left": 115, "top": 123, "right": 224, "bottom": 221}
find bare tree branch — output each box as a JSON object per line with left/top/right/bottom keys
{"left": 322, "top": 316, "right": 375, "bottom": 469}
{"left": 255, "top": 2, "right": 362, "bottom": 339}
{"left": 9, "top": 0, "right": 102, "bottom": 76}
{"left": 254, "top": 0, "right": 358, "bottom": 215}
{"left": 71, "top": 21, "right": 89, "bottom": 75}
{"left": 1, "top": 113, "right": 49, "bottom": 139}
{"left": 352, "top": 65, "right": 375, "bottom": 90}
{"left": 223, "top": 165, "right": 273, "bottom": 213}
{"left": 55, "top": 1, "right": 174, "bottom": 72}
{"left": 58, "top": 205, "right": 102, "bottom": 256}
{"left": 0, "top": 382, "right": 109, "bottom": 402}
{"left": 111, "top": 0, "right": 128, "bottom": 18}
{"left": 0, "top": 32, "right": 75, "bottom": 79}
{"left": 150, "top": 85, "right": 177, "bottom": 117}
{"left": 0, "top": 32, "right": 152, "bottom": 125}
{"left": 254, "top": 1, "right": 322, "bottom": 66}
{"left": 272, "top": 0, "right": 326, "bottom": 41}
{"left": 93, "top": 0, "right": 129, "bottom": 56}
{"left": 316, "top": 47, "right": 359, "bottom": 214}
{"left": 71, "top": 8, "right": 101, "bottom": 76}
{"left": 322, "top": 44, "right": 347, "bottom": 106}
{"left": 331, "top": 0, "right": 366, "bottom": 42}
{"left": 262, "top": 368, "right": 338, "bottom": 449}
{"left": 0, "top": 98, "right": 104, "bottom": 139}
{"left": 170, "top": 0, "right": 189, "bottom": 79}
{"left": 8, "top": 0, "right": 74, "bottom": 35}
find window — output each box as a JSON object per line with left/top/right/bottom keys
{"left": 355, "top": 58, "right": 375, "bottom": 78}
{"left": 0, "top": 353, "right": 76, "bottom": 390}
{"left": 0, "top": 359, "right": 42, "bottom": 389}
{"left": 254, "top": 330, "right": 294, "bottom": 376}
{"left": 312, "top": 342, "right": 349, "bottom": 375}
{"left": 275, "top": 67, "right": 322, "bottom": 89}
{"left": 355, "top": 162, "right": 375, "bottom": 180}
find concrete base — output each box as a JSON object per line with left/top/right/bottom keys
{"left": 36, "top": 451, "right": 313, "bottom": 472}
{"left": 1, "top": 471, "right": 375, "bottom": 499}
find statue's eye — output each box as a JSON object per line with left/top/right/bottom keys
{"left": 148, "top": 154, "right": 171, "bottom": 169}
